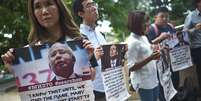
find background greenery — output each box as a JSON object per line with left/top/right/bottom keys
{"left": 0, "top": 0, "right": 194, "bottom": 70}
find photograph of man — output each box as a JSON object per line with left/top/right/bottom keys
{"left": 161, "top": 44, "right": 171, "bottom": 73}
{"left": 48, "top": 42, "right": 79, "bottom": 81}
{"left": 101, "top": 44, "right": 125, "bottom": 71}
{"left": 109, "top": 44, "right": 121, "bottom": 68}
{"left": 174, "top": 31, "right": 189, "bottom": 47}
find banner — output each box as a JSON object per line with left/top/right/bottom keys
{"left": 156, "top": 51, "right": 177, "bottom": 101}
{"left": 168, "top": 31, "right": 193, "bottom": 72}
{"left": 156, "top": 31, "right": 193, "bottom": 100}
{"left": 11, "top": 40, "right": 94, "bottom": 101}
{"left": 101, "top": 44, "right": 130, "bottom": 101}
{"left": 156, "top": 32, "right": 178, "bottom": 101}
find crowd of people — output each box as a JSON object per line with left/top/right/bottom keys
{"left": 1, "top": 0, "right": 201, "bottom": 101}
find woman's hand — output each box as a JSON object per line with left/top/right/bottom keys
{"left": 151, "top": 44, "right": 160, "bottom": 51}
{"left": 150, "top": 51, "right": 161, "bottom": 60}
{"left": 82, "top": 39, "right": 94, "bottom": 58}
{"left": 1, "top": 48, "right": 15, "bottom": 72}
{"left": 94, "top": 46, "right": 104, "bottom": 60}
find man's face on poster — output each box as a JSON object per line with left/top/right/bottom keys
{"left": 110, "top": 45, "right": 118, "bottom": 60}
{"left": 177, "top": 33, "right": 184, "bottom": 42}
{"left": 48, "top": 43, "right": 75, "bottom": 78}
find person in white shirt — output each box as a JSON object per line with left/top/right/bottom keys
{"left": 127, "top": 11, "right": 160, "bottom": 101}
{"left": 73, "top": 0, "right": 106, "bottom": 100}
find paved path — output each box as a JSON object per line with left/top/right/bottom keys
{"left": 0, "top": 80, "right": 16, "bottom": 92}
{"left": 0, "top": 88, "right": 20, "bottom": 101}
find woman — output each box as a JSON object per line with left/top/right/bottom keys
{"left": 127, "top": 11, "right": 160, "bottom": 101}
{"left": 1, "top": 0, "right": 95, "bottom": 75}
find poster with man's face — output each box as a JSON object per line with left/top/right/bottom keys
{"left": 100, "top": 44, "right": 130, "bottom": 101}
{"left": 156, "top": 31, "right": 192, "bottom": 101}
{"left": 11, "top": 40, "right": 94, "bottom": 101}
{"left": 165, "top": 31, "right": 193, "bottom": 72}
{"left": 101, "top": 44, "right": 126, "bottom": 71}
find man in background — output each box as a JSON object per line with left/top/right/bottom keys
{"left": 73, "top": 0, "right": 107, "bottom": 100}
{"left": 147, "top": 7, "right": 178, "bottom": 101}
{"left": 183, "top": 0, "right": 201, "bottom": 94}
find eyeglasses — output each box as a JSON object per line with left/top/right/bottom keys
{"left": 83, "top": 2, "right": 98, "bottom": 9}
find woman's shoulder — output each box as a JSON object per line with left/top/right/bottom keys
{"left": 127, "top": 35, "right": 139, "bottom": 45}
{"left": 127, "top": 38, "right": 142, "bottom": 51}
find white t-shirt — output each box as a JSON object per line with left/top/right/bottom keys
{"left": 80, "top": 24, "right": 106, "bottom": 92}
{"left": 127, "top": 33, "right": 158, "bottom": 91}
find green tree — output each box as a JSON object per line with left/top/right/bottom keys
{"left": 150, "top": 0, "right": 194, "bottom": 26}
{"left": 0, "top": 0, "right": 29, "bottom": 64}
{"left": 0, "top": 0, "right": 29, "bottom": 44}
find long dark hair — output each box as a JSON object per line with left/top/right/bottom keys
{"left": 27, "top": 0, "right": 81, "bottom": 44}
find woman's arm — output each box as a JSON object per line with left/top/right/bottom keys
{"left": 129, "top": 51, "right": 160, "bottom": 71}
{"left": 82, "top": 39, "right": 94, "bottom": 58}
{"left": 82, "top": 39, "right": 97, "bottom": 80}
{"left": 1, "top": 48, "right": 15, "bottom": 72}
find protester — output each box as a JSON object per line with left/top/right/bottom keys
{"left": 183, "top": 0, "right": 201, "bottom": 92}
{"left": 147, "top": 7, "right": 179, "bottom": 101}
{"left": 147, "top": 7, "right": 176, "bottom": 44}
{"left": 73, "top": 0, "right": 107, "bottom": 100}
{"left": 127, "top": 11, "right": 160, "bottom": 101}
{"left": 1, "top": 0, "right": 95, "bottom": 79}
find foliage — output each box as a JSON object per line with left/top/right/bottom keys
{"left": 0, "top": 0, "right": 29, "bottom": 60}
{"left": 0, "top": 64, "right": 4, "bottom": 71}
{"left": 96, "top": 0, "right": 139, "bottom": 41}
{"left": 150, "top": 0, "right": 193, "bottom": 25}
